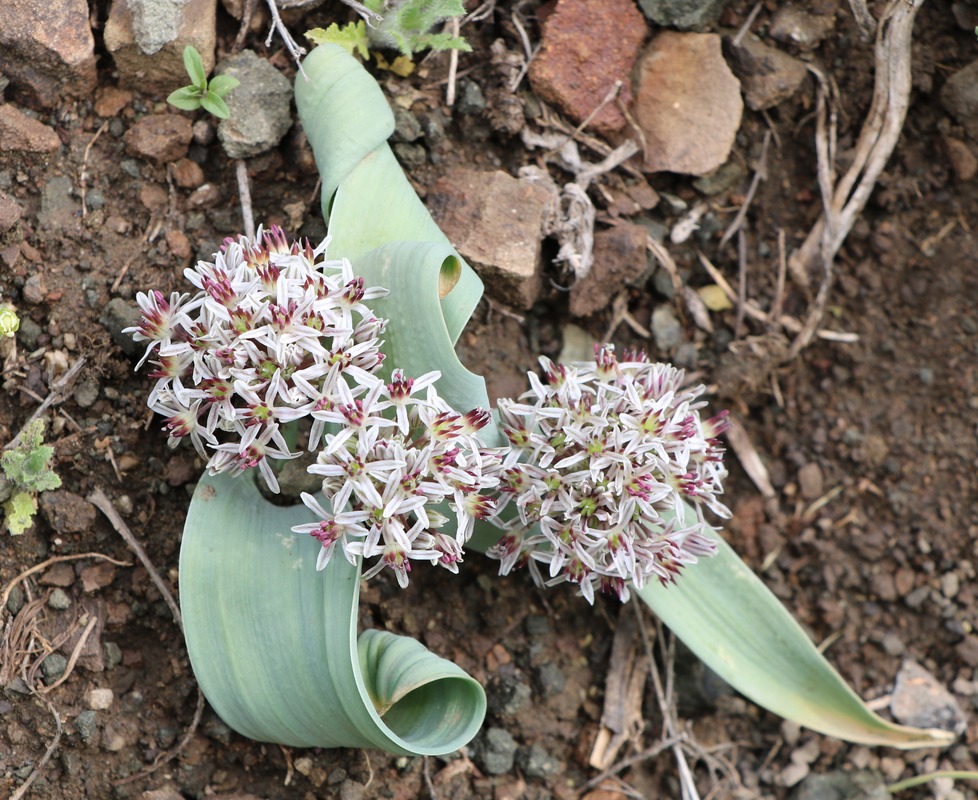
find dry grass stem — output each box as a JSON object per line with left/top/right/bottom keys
{"left": 87, "top": 487, "right": 183, "bottom": 629}
{"left": 725, "top": 416, "right": 777, "bottom": 499}
{"left": 4, "top": 356, "right": 88, "bottom": 451}
{"left": 719, "top": 129, "right": 771, "bottom": 251}
{"left": 236, "top": 159, "right": 256, "bottom": 241}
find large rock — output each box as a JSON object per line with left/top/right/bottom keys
{"left": 427, "top": 169, "right": 551, "bottom": 309}
{"left": 725, "top": 34, "right": 808, "bottom": 111}
{"left": 0, "top": 0, "right": 96, "bottom": 108}
{"left": 528, "top": 0, "right": 648, "bottom": 135}
{"left": 0, "top": 105, "right": 61, "bottom": 156}
{"left": 104, "top": 0, "right": 218, "bottom": 94}
{"left": 941, "top": 60, "right": 978, "bottom": 140}
{"left": 634, "top": 32, "right": 742, "bottom": 175}
{"left": 216, "top": 50, "right": 293, "bottom": 159}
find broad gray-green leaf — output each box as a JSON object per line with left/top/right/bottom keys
{"left": 636, "top": 503, "right": 955, "bottom": 749}
{"left": 180, "top": 471, "right": 486, "bottom": 753}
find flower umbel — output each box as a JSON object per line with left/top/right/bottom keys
{"left": 126, "top": 225, "right": 388, "bottom": 491}
{"left": 293, "top": 369, "right": 502, "bottom": 588}
{"left": 487, "top": 345, "right": 731, "bottom": 604}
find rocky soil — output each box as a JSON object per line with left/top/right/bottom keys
{"left": 1, "top": 1, "right": 978, "bottom": 799}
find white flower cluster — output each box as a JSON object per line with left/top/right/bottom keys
{"left": 292, "top": 370, "right": 502, "bottom": 587}
{"left": 487, "top": 345, "right": 730, "bottom": 604}
{"left": 126, "top": 225, "right": 388, "bottom": 492}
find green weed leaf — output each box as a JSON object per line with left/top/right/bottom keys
{"left": 207, "top": 74, "right": 240, "bottom": 98}
{"left": 306, "top": 22, "right": 370, "bottom": 60}
{"left": 200, "top": 92, "right": 231, "bottom": 119}
{"left": 166, "top": 86, "right": 203, "bottom": 111}
{"left": 4, "top": 491, "right": 36, "bottom": 535}
{"left": 183, "top": 45, "right": 208, "bottom": 90}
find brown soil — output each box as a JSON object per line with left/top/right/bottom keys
{"left": 1, "top": 2, "right": 977, "bottom": 799}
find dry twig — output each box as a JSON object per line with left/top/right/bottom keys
{"left": 265, "top": 0, "right": 307, "bottom": 78}
{"left": 236, "top": 159, "right": 256, "bottom": 241}
{"left": 4, "top": 356, "right": 88, "bottom": 451}
{"left": 79, "top": 120, "right": 109, "bottom": 219}
{"left": 87, "top": 487, "right": 182, "bottom": 628}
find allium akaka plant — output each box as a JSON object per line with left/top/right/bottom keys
{"left": 293, "top": 368, "right": 501, "bottom": 587}
{"left": 488, "top": 345, "right": 731, "bottom": 604}
{"left": 126, "top": 225, "right": 388, "bottom": 493}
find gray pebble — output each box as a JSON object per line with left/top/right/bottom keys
{"left": 120, "top": 159, "right": 140, "bottom": 178}
{"left": 535, "top": 662, "right": 565, "bottom": 697}
{"left": 202, "top": 714, "right": 232, "bottom": 745}
{"left": 456, "top": 80, "right": 486, "bottom": 115}
{"left": 517, "top": 742, "right": 561, "bottom": 779}
{"left": 216, "top": 50, "right": 293, "bottom": 159}
{"left": 75, "top": 709, "right": 99, "bottom": 745}
{"left": 905, "top": 585, "right": 930, "bottom": 609}
{"left": 41, "top": 653, "right": 68, "bottom": 684}
{"left": 6, "top": 584, "right": 25, "bottom": 615}
{"left": 101, "top": 298, "right": 143, "bottom": 359}
{"left": 918, "top": 367, "right": 935, "bottom": 386}
{"left": 391, "top": 106, "right": 422, "bottom": 143}
{"left": 73, "top": 377, "right": 100, "bottom": 408}
{"left": 524, "top": 615, "right": 551, "bottom": 636}
{"left": 793, "top": 769, "right": 889, "bottom": 800}
{"left": 797, "top": 463, "right": 824, "bottom": 501}
{"left": 475, "top": 727, "right": 518, "bottom": 775}
{"left": 86, "top": 189, "right": 105, "bottom": 211}
{"left": 48, "top": 588, "right": 72, "bottom": 610}
{"left": 60, "top": 750, "right": 83, "bottom": 777}
{"left": 651, "top": 305, "right": 682, "bottom": 353}
{"left": 103, "top": 641, "right": 123, "bottom": 670}
{"left": 16, "top": 317, "right": 42, "bottom": 349}
{"left": 881, "top": 633, "right": 905, "bottom": 657}
{"left": 109, "top": 119, "right": 126, "bottom": 138}
{"left": 393, "top": 143, "right": 426, "bottom": 171}
{"left": 488, "top": 676, "right": 531, "bottom": 717}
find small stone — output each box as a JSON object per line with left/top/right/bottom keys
{"left": 48, "top": 588, "right": 72, "bottom": 610}
{"left": 692, "top": 159, "right": 744, "bottom": 196}
{"left": 393, "top": 143, "right": 426, "bottom": 171}
{"left": 528, "top": 0, "right": 647, "bottom": 135}
{"left": 202, "top": 714, "right": 232, "bottom": 745}
{"left": 216, "top": 50, "right": 293, "bottom": 159}
{"left": 165, "top": 228, "right": 192, "bottom": 260}
{"left": 6, "top": 585, "right": 25, "bottom": 614}
{"left": 39, "top": 174, "right": 80, "bottom": 232}
{"left": 517, "top": 743, "right": 561, "bottom": 779}
{"left": 769, "top": 5, "right": 836, "bottom": 51}
{"left": 41, "top": 563, "right": 76, "bottom": 587}
{"left": 293, "top": 757, "right": 313, "bottom": 776}
{"left": 104, "top": 0, "right": 218, "bottom": 94}
{"left": 125, "top": 114, "right": 193, "bottom": 166}
{"left": 101, "top": 721, "right": 129, "bottom": 752}
{"left": 780, "top": 761, "right": 810, "bottom": 787}
{"left": 943, "top": 137, "right": 977, "bottom": 181}
{"left": 475, "top": 727, "right": 519, "bottom": 775}
{"left": 87, "top": 688, "right": 114, "bottom": 710}
{"left": 86, "top": 189, "right": 105, "bottom": 212}
{"left": 456, "top": 80, "right": 486, "bottom": 115}
{"left": 75, "top": 710, "right": 99, "bottom": 745}
{"left": 0, "top": 0, "right": 96, "bottom": 107}
{"left": 171, "top": 158, "right": 205, "bottom": 189}
{"left": 941, "top": 572, "right": 960, "bottom": 599}
{"left": 22, "top": 273, "right": 46, "bottom": 304}
{"left": 487, "top": 676, "right": 532, "bottom": 717}
{"left": 793, "top": 770, "right": 890, "bottom": 800}
{"left": 881, "top": 633, "right": 905, "bottom": 657}
{"left": 634, "top": 32, "right": 742, "bottom": 176}
{"left": 427, "top": 168, "right": 550, "bottom": 309}
{"left": 187, "top": 183, "right": 222, "bottom": 208}
{"left": 102, "top": 298, "right": 144, "bottom": 359}
{"left": 637, "top": 0, "right": 727, "bottom": 29}
{"left": 535, "top": 662, "right": 566, "bottom": 697}
{"left": 942, "top": 60, "right": 978, "bottom": 140}
{"left": 724, "top": 34, "right": 808, "bottom": 111}
{"left": 570, "top": 222, "right": 649, "bottom": 317}
{"left": 94, "top": 86, "right": 133, "bottom": 117}
{"left": 141, "top": 785, "right": 184, "bottom": 800}
{"left": 73, "top": 377, "right": 100, "bottom": 408}
{"left": 0, "top": 104, "right": 60, "bottom": 155}
{"left": 890, "top": 660, "right": 967, "bottom": 734}
{"left": 651, "top": 305, "right": 682, "bottom": 353}
{"left": 41, "top": 653, "right": 68, "bottom": 684}
{"left": 797, "top": 463, "right": 824, "bottom": 501}
{"left": 39, "top": 490, "right": 98, "bottom": 535}
{"left": 80, "top": 562, "right": 117, "bottom": 592}
{"left": 525, "top": 615, "right": 551, "bottom": 636}
{"left": 0, "top": 191, "right": 24, "bottom": 233}
{"left": 918, "top": 367, "right": 935, "bottom": 386}
{"left": 192, "top": 119, "right": 215, "bottom": 146}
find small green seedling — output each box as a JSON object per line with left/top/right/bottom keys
{"left": 167, "top": 46, "right": 240, "bottom": 120}
{"left": 1, "top": 420, "right": 61, "bottom": 535}
{"left": 307, "top": 0, "right": 470, "bottom": 67}
{"left": 0, "top": 306, "right": 18, "bottom": 339}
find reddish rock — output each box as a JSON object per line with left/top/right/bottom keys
{"left": 570, "top": 223, "right": 649, "bottom": 317}
{"left": 0, "top": 192, "right": 24, "bottom": 233}
{"left": 0, "top": 0, "right": 96, "bottom": 108}
{"left": 944, "top": 137, "right": 978, "bottom": 182}
{"left": 39, "top": 490, "right": 98, "bottom": 535}
{"left": 528, "top": 0, "right": 647, "bottom": 135}
{"left": 124, "top": 114, "right": 193, "bottom": 167}
{"left": 172, "top": 158, "right": 205, "bottom": 189}
{"left": 725, "top": 34, "right": 808, "bottom": 111}
{"left": 428, "top": 169, "right": 551, "bottom": 309}
{"left": 104, "top": 0, "right": 218, "bottom": 94}
{"left": 634, "top": 32, "right": 742, "bottom": 176}
{"left": 769, "top": 5, "right": 836, "bottom": 51}
{"left": 165, "top": 229, "right": 192, "bottom": 261}
{"left": 94, "top": 86, "right": 134, "bottom": 118}
{"left": 0, "top": 105, "right": 61, "bottom": 155}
